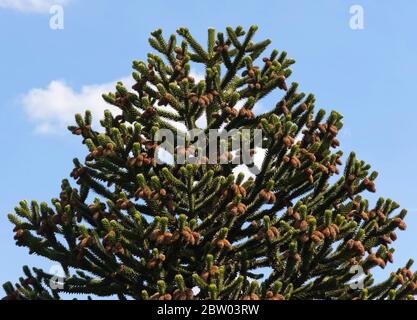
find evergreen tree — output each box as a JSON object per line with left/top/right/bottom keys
{"left": 3, "top": 26, "right": 416, "bottom": 300}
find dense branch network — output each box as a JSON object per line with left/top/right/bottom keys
{"left": 3, "top": 26, "right": 416, "bottom": 300}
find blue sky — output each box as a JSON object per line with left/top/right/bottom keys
{"left": 1, "top": 0, "right": 416, "bottom": 289}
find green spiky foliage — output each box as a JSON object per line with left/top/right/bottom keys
{"left": 3, "top": 26, "right": 416, "bottom": 301}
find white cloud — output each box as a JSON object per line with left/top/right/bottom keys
{"left": 22, "top": 77, "right": 132, "bottom": 134}
{"left": 21, "top": 72, "right": 269, "bottom": 176}
{"left": 20, "top": 69, "right": 265, "bottom": 141}
{"left": 233, "top": 147, "right": 266, "bottom": 180}
{"left": 20, "top": 70, "right": 208, "bottom": 135}
{"left": 0, "top": 0, "right": 70, "bottom": 13}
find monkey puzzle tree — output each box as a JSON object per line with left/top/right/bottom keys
{"left": 3, "top": 26, "right": 416, "bottom": 300}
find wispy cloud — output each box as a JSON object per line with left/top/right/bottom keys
{"left": 21, "top": 73, "right": 267, "bottom": 177}
{"left": 20, "top": 70, "right": 264, "bottom": 138}
{"left": 0, "top": 0, "right": 70, "bottom": 14}
{"left": 233, "top": 147, "right": 266, "bottom": 180}
{"left": 21, "top": 71, "right": 204, "bottom": 134}
{"left": 21, "top": 77, "right": 132, "bottom": 134}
